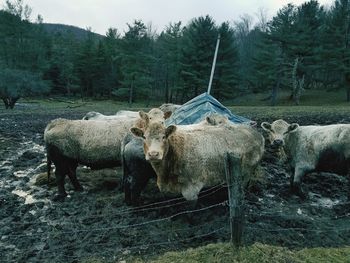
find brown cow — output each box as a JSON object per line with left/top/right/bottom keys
{"left": 131, "top": 114, "right": 265, "bottom": 201}
{"left": 261, "top": 119, "right": 350, "bottom": 197}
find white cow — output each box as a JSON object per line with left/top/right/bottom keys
{"left": 261, "top": 119, "right": 350, "bottom": 197}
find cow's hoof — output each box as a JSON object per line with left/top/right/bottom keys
{"left": 52, "top": 194, "right": 66, "bottom": 202}
{"left": 74, "top": 186, "right": 84, "bottom": 192}
{"left": 124, "top": 197, "right": 135, "bottom": 206}
{"left": 291, "top": 183, "right": 307, "bottom": 200}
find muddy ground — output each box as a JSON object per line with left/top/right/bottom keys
{"left": 0, "top": 105, "right": 350, "bottom": 263}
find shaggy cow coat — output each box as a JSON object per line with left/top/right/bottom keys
{"left": 122, "top": 113, "right": 230, "bottom": 205}
{"left": 44, "top": 117, "right": 136, "bottom": 200}
{"left": 131, "top": 119, "right": 264, "bottom": 201}
{"left": 261, "top": 119, "right": 350, "bottom": 197}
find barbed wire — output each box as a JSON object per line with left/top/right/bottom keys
{"left": 245, "top": 198, "right": 350, "bottom": 208}
{"left": 8, "top": 183, "right": 227, "bottom": 227}
{"left": 7, "top": 192, "right": 350, "bottom": 229}
{"left": 4, "top": 201, "right": 227, "bottom": 238}
{"left": 245, "top": 225, "right": 350, "bottom": 233}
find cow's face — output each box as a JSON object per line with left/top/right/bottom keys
{"left": 261, "top": 119, "right": 299, "bottom": 148}
{"left": 206, "top": 113, "right": 228, "bottom": 126}
{"left": 138, "top": 108, "right": 172, "bottom": 128}
{"left": 135, "top": 109, "right": 172, "bottom": 131}
{"left": 131, "top": 122, "right": 176, "bottom": 162}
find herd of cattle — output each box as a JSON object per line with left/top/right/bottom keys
{"left": 43, "top": 103, "right": 350, "bottom": 204}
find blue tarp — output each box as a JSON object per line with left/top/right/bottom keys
{"left": 165, "top": 92, "right": 253, "bottom": 126}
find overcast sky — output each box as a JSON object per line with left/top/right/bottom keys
{"left": 1, "top": 0, "right": 334, "bottom": 35}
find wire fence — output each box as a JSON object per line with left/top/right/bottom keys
{"left": 2, "top": 175, "right": 350, "bottom": 263}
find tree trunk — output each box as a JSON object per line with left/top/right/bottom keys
{"left": 2, "top": 97, "right": 10, "bottom": 109}
{"left": 271, "top": 84, "right": 278, "bottom": 106}
{"left": 345, "top": 73, "right": 350, "bottom": 102}
{"left": 129, "top": 77, "right": 134, "bottom": 105}
{"left": 9, "top": 97, "right": 19, "bottom": 109}
{"left": 1, "top": 96, "right": 19, "bottom": 109}
{"left": 165, "top": 68, "right": 169, "bottom": 103}
{"left": 292, "top": 57, "right": 304, "bottom": 105}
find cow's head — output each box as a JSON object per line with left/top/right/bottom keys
{"left": 138, "top": 108, "right": 172, "bottom": 127}
{"left": 135, "top": 108, "right": 172, "bottom": 130}
{"left": 131, "top": 121, "right": 176, "bottom": 162}
{"left": 261, "top": 119, "right": 299, "bottom": 148}
{"left": 206, "top": 113, "right": 228, "bottom": 126}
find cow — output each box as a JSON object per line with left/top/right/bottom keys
{"left": 45, "top": 108, "right": 171, "bottom": 201}
{"left": 130, "top": 113, "right": 265, "bottom": 202}
{"left": 82, "top": 110, "right": 139, "bottom": 120}
{"left": 44, "top": 118, "right": 134, "bottom": 201}
{"left": 261, "top": 119, "right": 350, "bottom": 198}
{"left": 159, "top": 103, "right": 181, "bottom": 114}
{"left": 83, "top": 105, "right": 179, "bottom": 121}
{"left": 122, "top": 113, "right": 229, "bottom": 205}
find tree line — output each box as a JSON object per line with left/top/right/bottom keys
{"left": 0, "top": 0, "right": 349, "bottom": 109}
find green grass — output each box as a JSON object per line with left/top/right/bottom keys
{"left": 131, "top": 243, "right": 350, "bottom": 263}
{"left": 229, "top": 105, "right": 350, "bottom": 121}
{"left": 11, "top": 89, "right": 348, "bottom": 118}
{"left": 81, "top": 243, "right": 350, "bottom": 263}
{"left": 225, "top": 89, "right": 349, "bottom": 107}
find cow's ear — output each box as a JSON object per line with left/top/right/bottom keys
{"left": 130, "top": 127, "right": 145, "bottom": 138}
{"left": 288, "top": 123, "right": 299, "bottom": 133}
{"left": 163, "top": 111, "right": 172, "bottom": 120}
{"left": 206, "top": 116, "right": 213, "bottom": 125}
{"left": 206, "top": 115, "right": 217, "bottom": 125}
{"left": 165, "top": 125, "right": 176, "bottom": 138}
{"left": 261, "top": 122, "right": 272, "bottom": 131}
{"left": 139, "top": 111, "right": 149, "bottom": 123}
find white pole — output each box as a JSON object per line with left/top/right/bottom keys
{"left": 207, "top": 34, "right": 221, "bottom": 95}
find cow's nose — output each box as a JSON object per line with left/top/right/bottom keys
{"left": 273, "top": 139, "right": 283, "bottom": 147}
{"left": 148, "top": 151, "right": 160, "bottom": 158}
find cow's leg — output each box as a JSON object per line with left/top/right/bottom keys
{"left": 348, "top": 175, "right": 350, "bottom": 201}
{"left": 291, "top": 165, "right": 313, "bottom": 199}
{"left": 67, "top": 162, "right": 83, "bottom": 192}
{"left": 180, "top": 183, "right": 203, "bottom": 224}
{"left": 53, "top": 166, "right": 67, "bottom": 201}
{"left": 347, "top": 169, "right": 350, "bottom": 201}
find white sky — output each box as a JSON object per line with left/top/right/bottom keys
{"left": 1, "top": 0, "right": 335, "bottom": 35}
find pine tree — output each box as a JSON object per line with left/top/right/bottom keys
{"left": 156, "top": 22, "right": 183, "bottom": 102}
{"left": 211, "top": 22, "right": 239, "bottom": 100}
{"left": 320, "top": 0, "right": 350, "bottom": 101}
{"left": 180, "top": 15, "right": 217, "bottom": 101}
{"left": 118, "top": 20, "right": 154, "bottom": 104}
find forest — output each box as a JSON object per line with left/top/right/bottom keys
{"left": 0, "top": 0, "right": 350, "bottom": 109}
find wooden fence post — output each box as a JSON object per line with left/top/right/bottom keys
{"left": 224, "top": 152, "right": 244, "bottom": 247}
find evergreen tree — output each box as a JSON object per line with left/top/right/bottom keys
{"left": 180, "top": 15, "right": 217, "bottom": 101}
{"left": 75, "top": 29, "right": 99, "bottom": 98}
{"left": 156, "top": 22, "right": 183, "bottom": 102}
{"left": 118, "top": 20, "right": 154, "bottom": 104}
{"left": 320, "top": 0, "right": 350, "bottom": 101}
{"left": 104, "top": 28, "right": 121, "bottom": 97}
{"left": 0, "top": 68, "right": 49, "bottom": 109}
{"left": 211, "top": 22, "right": 239, "bottom": 100}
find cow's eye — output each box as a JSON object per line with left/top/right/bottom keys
{"left": 162, "top": 136, "right": 165, "bottom": 140}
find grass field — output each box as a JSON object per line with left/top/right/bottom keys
{"left": 127, "top": 243, "right": 350, "bottom": 263}
{"left": 17, "top": 89, "right": 349, "bottom": 125}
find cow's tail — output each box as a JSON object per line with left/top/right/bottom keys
{"left": 47, "top": 152, "right": 52, "bottom": 186}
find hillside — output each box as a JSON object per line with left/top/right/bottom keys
{"left": 42, "top": 23, "right": 104, "bottom": 41}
